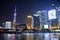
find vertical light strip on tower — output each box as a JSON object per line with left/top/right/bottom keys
{"left": 12, "top": 6, "right": 17, "bottom": 29}
{"left": 13, "top": 6, "right": 17, "bottom": 22}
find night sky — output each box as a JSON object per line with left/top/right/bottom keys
{"left": 0, "top": 0, "right": 60, "bottom": 26}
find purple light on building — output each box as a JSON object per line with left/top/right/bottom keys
{"left": 13, "top": 6, "right": 17, "bottom": 22}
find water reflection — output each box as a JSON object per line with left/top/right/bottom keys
{"left": 0, "top": 33, "right": 60, "bottom": 40}
{"left": 44, "top": 33, "right": 50, "bottom": 40}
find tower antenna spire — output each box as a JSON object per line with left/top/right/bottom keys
{"left": 12, "top": 5, "right": 17, "bottom": 29}
{"left": 13, "top": 5, "right": 17, "bottom": 22}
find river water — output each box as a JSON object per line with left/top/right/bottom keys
{"left": 0, "top": 33, "right": 60, "bottom": 40}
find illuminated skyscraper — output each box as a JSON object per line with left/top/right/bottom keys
{"left": 33, "top": 11, "right": 40, "bottom": 28}
{"left": 26, "top": 15, "right": 34, "bottom": 40}
{"left": 12, "top": 6, "right": 17, "bottom": 29}
{"left": 13, "top": 6, "right": 17, "bottom": 22}
{"left": 57, "top": 7, "right": 60, "bottom": 29}
{"left": 48, "top": 9, "right": 58, "bottom": 30}
{"left": 33, "top": 10, "right": 48, "bottom": 29}
{"left": 4, "top": 21, "right": 12, "bottom": 40}
{"left": 40, "top": 10, "right": 48, "bottom": 29}
{"left": 26, "top": 15, "right": 34, "bottom": 29}
{"left": 5, "top": 21, "right": 11, "bottom": 29}
{"left": 11, "top": 6, "right": 17, "bottom": 40}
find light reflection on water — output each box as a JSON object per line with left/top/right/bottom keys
{"left": 0, "top": 33, "right": 60, "bottom": 40}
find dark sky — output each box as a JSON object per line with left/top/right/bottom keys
{"left": 0, "top": 0, "right": 60, "bottom": 26}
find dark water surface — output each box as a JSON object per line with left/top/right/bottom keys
{"left": 0, "top": 33, "right": 60, "bottom": 40}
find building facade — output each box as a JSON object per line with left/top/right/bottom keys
{"left": 33, "top": 10, "right": 48, "bottom": 29}
{"left": 57, "top": 7, "right": 60, "bottom": 29}
{"left": 5, "top": 21, "right": 11, "bottom": 29}
{"left": 40, "top": 10, "right": 48, "bottom": 29}
{"left": 33, "top": 13, "right": 40, "bottom": 28}
{"left": 26, "top": 15, "right": 34, "bottom": 29}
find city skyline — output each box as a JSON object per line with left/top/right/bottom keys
{"left": 0, "top": 0, "right": 60, "bottom": 40}
{"left": 0, "top": 0, "right": 60, "bottom": 26}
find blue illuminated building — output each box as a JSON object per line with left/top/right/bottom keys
{"left": 33, "top": 10, "right": 48, "bottom": 29}
{"left": 57, "top": 7, "right": 60, "bottom": 28}
{"left": 40, "top": 10, "right": 48, "bottom": 29}
{"left": 48, "top": 9, "right": 58, "bottom": 27}
{"left": 33, "top": 13, "right": 40, "bottom": 28}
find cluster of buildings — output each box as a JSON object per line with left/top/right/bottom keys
{"left": 0, "top": 6, "right": 60, "bottom": 40}
{"left": 1, "top": 6, "right": 60, "bottom": 31}
{"left": 27, "top": 7, "right": 60, "bottom": 31}
{"left": 27, "top": 10, "right": 48, "bottom": 30}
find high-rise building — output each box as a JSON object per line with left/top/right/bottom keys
{"left": 33, "top": 10, "right": 48, "bottom": 29}
{"left": 11, "top": 6, "right": 17, "bottom": 40}
{"left": 33, "top": 11, "right": 40, "bottom": 28}
{"left": 12, "top": 6, "right": 17, "bottom": 29}
{"left": 4, "top": 21, "right": 12, "bottom": 40}
{"left": 26, "top": 15, "right": 34, "bottom": 29}
{"left": 48, "top": 9, "right": 58, "bottom": 30}
{"left": 57, "top": 7, "right": 60, "bottom": 29}
{"left": 5, "top": 21, "right": 11, "bottom": 29}
{"left": 40, "top": 10, "right": 48, "bottom": 29}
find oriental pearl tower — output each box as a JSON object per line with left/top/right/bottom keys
{"left": 12, "top": 6, "right": 17, "bottom": 29}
